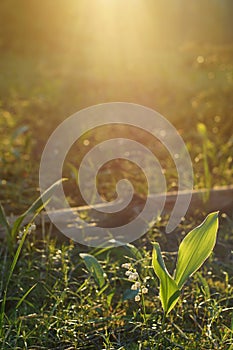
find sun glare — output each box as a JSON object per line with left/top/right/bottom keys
{"left": 75, "top": 1, "right": 153, "bottom": 78}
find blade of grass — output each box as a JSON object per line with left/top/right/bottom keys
{"left": 0, "top": 223, "right": 31, "bottom": 336}
{"left": 0, "top": 203, "right": 12, "bottom": 252}
{"left": 11, "top": 178, "right": 65, "bottom": 240}
{"left": 15, "top": 283, "right": 37, "bottom": 309}
{"left": 0, "top": 203, "right": 11, "bottom": 235}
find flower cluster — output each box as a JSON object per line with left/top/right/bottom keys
{"left": 17, "top": 223, "right": 36, "bottom": 241}
{"left": 122, "top": 262, "right": 149, "bottom": 302}
{"left": 28, "top": 223, "right": 36, "bottom": 234}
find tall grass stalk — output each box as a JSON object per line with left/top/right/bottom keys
{"left": 0, "top": 219, "right": 36, "bottom": 338}
{"left": 197, "top": 123, "right": 211, "bottom": 201}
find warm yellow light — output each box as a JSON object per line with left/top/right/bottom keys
{"left": 74, "top": 0, "right": 153, "bottom": 78}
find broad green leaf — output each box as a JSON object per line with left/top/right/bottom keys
{"left": 152, "top": 243, "right": 180, "bottom": 314}
{"left": 80, "top": 253, "right": 106, "bottom": 288}
{"left": 174, "top": 212, "right": 219, "bottom": 289}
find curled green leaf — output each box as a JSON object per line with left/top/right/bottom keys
{"left": 152, "top": 243, "right": 180, "bottom": 315}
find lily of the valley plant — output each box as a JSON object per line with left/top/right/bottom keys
{"left": 152, "top": 211, "right": 219, "bottom": 315}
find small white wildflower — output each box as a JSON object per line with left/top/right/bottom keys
{"left": 141, "top": 287, "right": 148, "bottom": 294}
{"left": 121, "top": 263, "right": 131, "bottom": 269}
{"left": 132, "top": 272, "right": 139, "bottom": 280}
{"left": 128, "top": 273, "right": 135, "bottom": 281}
{"left": 131, "top": 284, "right": 138, "bottom": 290}
{"left": 30, "top": 223, "right": 36, "bottom": 232}
{"left": 128, "top": 271, "right": 139, "bottom": 281}
{"left": 135, "top": 295, "right": 140, "bottom": 302}
{"left": 27, "top": 223, "right": 36, "bottom": 234}
{"left": 131, "top": 281, "right": 140, "bottom": 290}
{"left": 144, "top": 276, "right": 150, "bottom": 282}
{"left": 125, "top": 270, "right": 131, "bottom": 276}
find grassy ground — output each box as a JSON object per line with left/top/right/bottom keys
{"left": 0, "top": 213, "right": 232, "bottom": 349}
{"left": 0, "top": 9, "right": 233, "bottom": 349}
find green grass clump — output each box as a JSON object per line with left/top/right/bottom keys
{"left": 0, "top": 208, "right": 232, "bottom": 349}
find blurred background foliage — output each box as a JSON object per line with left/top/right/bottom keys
{"left": 0, "top": 0, "right": 232, "bottom": 212}
{"left": 0, "top": 0, "right": 233, "bottom": 52}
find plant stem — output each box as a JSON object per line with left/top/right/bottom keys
{"left": 141, "top": 293, "right": 152, "bottom": 349}
{"left": 155, "top": 313, "right": 166, "bottom": 350}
